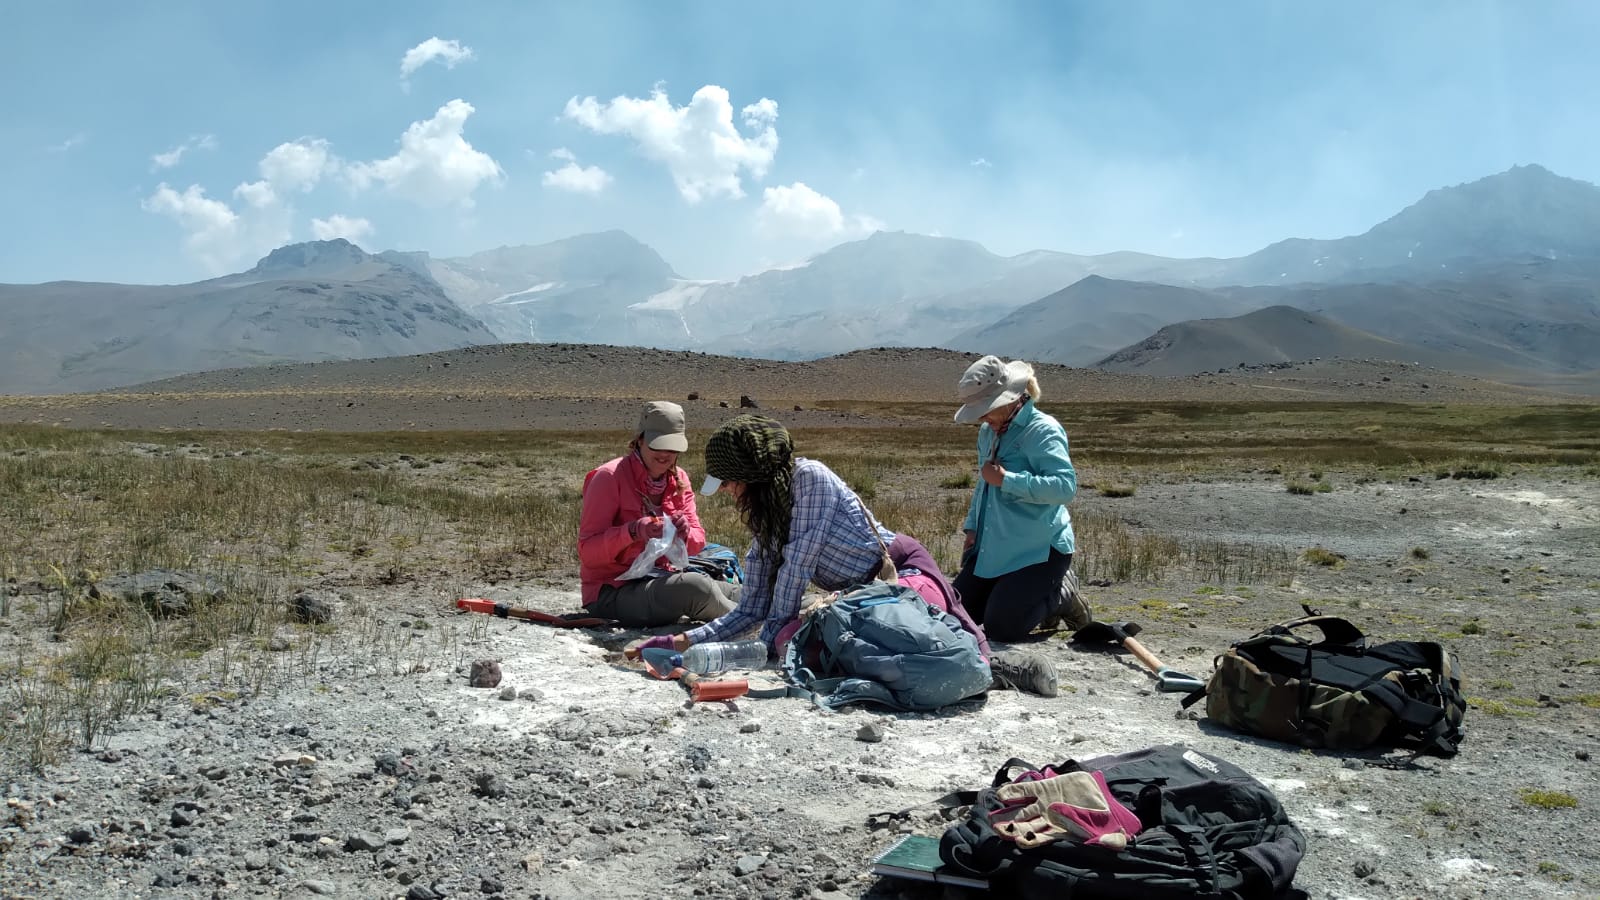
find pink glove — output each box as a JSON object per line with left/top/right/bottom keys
{"left": 629, "top": 516, "right": 665, "bottom": 540}
{"left": 636, "top": 634, "right": 676, "bottom": 652}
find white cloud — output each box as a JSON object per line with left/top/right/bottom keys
{"left": 310, "top": 214, "right": 374, "bottom": 243}
{"left": 141, "top": 183, "right": 242, "bottom": 272}
{"left": 347, "top": 99, "right": 504, "bottom": 208}
{"left": 970, "top": 157, "right": 992, "bottom": 168}
{"left": 757, "top": 182, "right": 882, "bottom": 240}
{"left": 144, "top": 175, "right": 295, "bottom": 275}
{"left": 259, "top": 138, "right": 337, "bottom": 193}
{"left": 49, "top": 133, "right": 87, "bottom": 153}
{"left": 541, "top": 147, "right": 612, "bottom": 194}
{"left": 151, "top": 134, "right": 218, "bottom": 170}
{"left": 400, "top": 37, "right": 475, "bottom": 85}
{"left": 563, "top": 84, "right": 778, "bottom": 203}
{"left": 232, "top": 180, "right": 277, "bottom": 209}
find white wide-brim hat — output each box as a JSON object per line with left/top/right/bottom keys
{"left": 953, "top": 355, "right": 1033, "bottom": 424}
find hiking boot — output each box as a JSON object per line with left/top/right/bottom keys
{"left": 1039, "top": 569, "right": 1093, "bottom": 633}
{"left": 989, "top": 650, "right": 1059, "bottom": 697}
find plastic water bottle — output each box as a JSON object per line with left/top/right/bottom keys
{"left": 675, "top": 640, "right": 769, "bottom": 675}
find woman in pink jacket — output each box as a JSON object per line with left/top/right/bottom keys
{"left": 578, "top": 401, "right": 739, "bottom": 627}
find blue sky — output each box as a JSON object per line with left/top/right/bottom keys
{"left": 3, "top": 0, "right": 1598, "bottom": 285}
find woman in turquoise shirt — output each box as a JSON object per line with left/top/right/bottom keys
{"left": 951, "top": 356, "right": 1079, "bottom": 642}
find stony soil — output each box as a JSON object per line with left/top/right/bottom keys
{"left": 3, "top": 464, "right": 1597, "bottom": 900}
{"left": 0, "top": 346, "right": 1580, "bottom": 432}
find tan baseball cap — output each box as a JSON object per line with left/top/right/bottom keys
{"left": 638, "top": 401, "right": 689, "bottom": 452}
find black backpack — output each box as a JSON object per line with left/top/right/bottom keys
{"left": 939, "top": 744, "right": 1306, "bottom": 900}
{"left": 1184, "top": 611, "right": 1467, "bottom": 756}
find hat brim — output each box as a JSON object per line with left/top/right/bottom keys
{"left": 700, "top": 474, "right": 723, "bottom": 496}
{"left": 953, "top": 388, "right": 1022, "bottom": 424}
{"left": 644, "top": 432, "right": 689, "bottom": 452}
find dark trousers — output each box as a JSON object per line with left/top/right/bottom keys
{"left": 589, "top": 573, "right": 738, "bottom": 628}
{"left": 954, "top": 549, "right": 1073, "bottom": 643}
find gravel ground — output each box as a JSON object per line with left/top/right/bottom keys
{"left": 3, "top": 469, "right": 1598, "bottom": 900}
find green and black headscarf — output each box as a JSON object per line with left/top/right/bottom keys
{"left": 704, "top": 415, "right": 795, "bottom": 591}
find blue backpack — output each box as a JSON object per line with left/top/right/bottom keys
{"left": 781, "top": 582, "right": 992, "bottom": 712}
{"left": 685, "top": 542, "right": 744, "bottom": 584}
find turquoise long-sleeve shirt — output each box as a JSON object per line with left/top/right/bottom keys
{"left": 962, "top": 400, "right": 1077, "bottom": 578}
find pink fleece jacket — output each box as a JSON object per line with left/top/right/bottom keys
{"left": 577, "top": 453, "right": 708, "bottom": 605}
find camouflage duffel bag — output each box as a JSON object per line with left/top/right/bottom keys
{"left": 1183, "top": 608, "right": 1466, "bottom": 756}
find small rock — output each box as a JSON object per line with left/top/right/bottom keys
{"left": 470, "top": 660, "right": 503, "bottom": 688}
{"left": 734, "top": 854, "right": 766, "bottom": 876}
{"left": 499, "top": 685, "right": 518, "bottom": 701}
{"left": 303, "top": 880, "right": 338, "bottom": 896}
{"left": 480, "top": 875, "right": 505, "bottom": 894}
{"left": 407, "top": 885, "right": 444, "bottom": 900}
{"left": 1578, "top": 750, "right": 1591, "bottom": 762}
{"left": 272, "top": 753, "right": 300, "bottom": 769}
{"left": 385, "top": 827, "right": 412, "bottom": 845}
{"left": 267, "top": 636, "right": 292, "bottom": 652}
{"left": 855, "top": 722, "right": 886, "bottom": 743}
{"left": 243, "top": 851, "right": 269, "bottom": 870}
{"left": 65, "top": 823, "right": 97, "bottom": 844}
{"left": 474, "top": 773, "right": 507, "bottom": 799}
{"left": 290, "top": 593, "right": 333, "bottom": 625}
{"left": 344, "top": 831, "right": 386, "bottom": 852}
{"left": 1354, "top": 860, "right": 1375, "bottom": 879}
{"left": 374, "top": 752, "right": 403, "bottom": 776}
{"left": 739, "top": 722, "right": 761, "bottom": 734}
{"left": 740, "top": 395, "right": 760, "bottom": 409}
{"left": 169, "top": 807, "right": 195, "bottom": 828}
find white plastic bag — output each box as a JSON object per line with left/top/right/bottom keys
{"left": 618, "top": 516, "right": 691, "bottom": 581}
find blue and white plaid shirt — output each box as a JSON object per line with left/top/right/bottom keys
{"left": 687, "top": 457, "right": 893, "bottom": 647}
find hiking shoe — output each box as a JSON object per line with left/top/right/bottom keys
{"left": 1039, "top": 569, "right": 1093, "bottom": 633}
{"left": 989, "top": 650, "right": 1059, "bottom": 697}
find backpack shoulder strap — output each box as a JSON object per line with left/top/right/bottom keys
{"left": 1265, "top": 614, "right": 1367, "bottom": 649}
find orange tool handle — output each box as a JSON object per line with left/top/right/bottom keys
{"left": 689, "top": 679, "right": 749, "bottom": 702}
{"left": 457, "top": 598, "right": 499, "bottom": 614}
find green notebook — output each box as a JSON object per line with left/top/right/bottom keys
{"left": 869, "top": 833, "right": 989, "bottom": 890}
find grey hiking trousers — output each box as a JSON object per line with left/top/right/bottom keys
{"left": 588, "top": 573, "right": 739, "bottom": 628}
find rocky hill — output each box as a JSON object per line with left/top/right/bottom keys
{"left": 0, "top": 240, "right": 496, "bottom": 395}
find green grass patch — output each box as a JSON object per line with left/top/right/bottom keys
{"left": 1520, "top": 789, "right": 1578, "bottom": 810}
{"left": 1470, "top": 697, "right": 1536, "bottom": 717}
{"left": 1301, "top": 546, "right": 1344, "bottom": 567}
{"left": 1410, "top": 546, "right": 1430, "bottom": 560}
{"left": 1285, "top": 480, "right": 1331, "bottom": 495}
{"left": 939, "top": 471, "right": 975, "bottom": 490}
{"left": 1098, "top": 482, "right": 1137, "bottom": 498}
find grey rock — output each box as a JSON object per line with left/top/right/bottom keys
{"left": 290, "top": 593, "right": 333, "bottom": 625}
{"left": 740, "top": 722, "right": 761, "bottom": 734}
{"left": 344, "top": 831, "right": 386, "bottom": 852}
{"left": 734, "top": 854, "right": 767, "bottom": 876}
{"left": 474, "top": 772, "right": 507, "bottom": 799}
{"left": 65, "top": 823, "right": 97, "bottom": 844}
{"left": 385, "top": 827, "right": 412, "bottom": 845}
{"left": 90, "top": 569, "right": 225, "bottom": 618}
{"left": 243, "top": 851, "right": 269, "bottom": 870}
{"left": 407, "top": 885, "right": 444, "bottom": 900}
{"left": 303, "top": 880, "right": 338, "bottom": 895}
{"left": 499, "top": 685, "right": 518, "bottom": 700}
{"left": 169, "top": 807, "right": 195, "bottom": 828}
{"left": 375, "top": 752, "right": 403, "bottom": 776}
{"left": 470, "top": 659, "right": 503, "bottom": 688}
{"left": 856, "top": 722, "right": 886, "bottom": 743}
{"left": 267, "top": 635, "right": 292, "bottom": 652}
{"left": 1354, "top": 860, "right": 1376, "bottom": 879}
{"left": 481, "top": 875, "right": 505, "bottom": 893}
